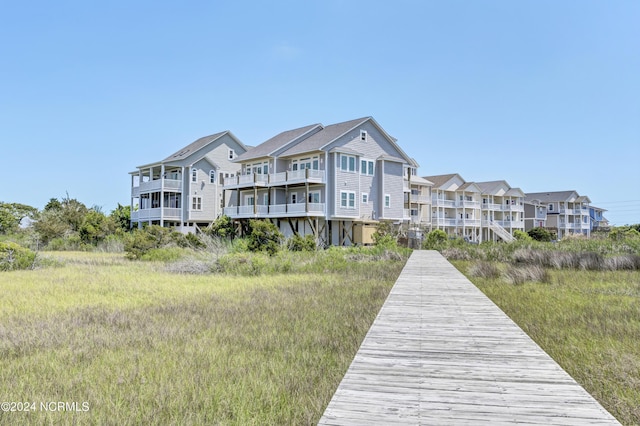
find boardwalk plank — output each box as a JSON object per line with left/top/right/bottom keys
{"left": 318, "top": 251, "right": 620, "bottom": 425}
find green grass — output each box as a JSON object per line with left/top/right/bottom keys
{"left": 454, "top": 260, "right": 640, "bottom": 425}
{"left": 0, "top": 249, "right": 406, "bottom": 425}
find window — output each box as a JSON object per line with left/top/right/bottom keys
{"left": 360, "top": 159, "right": 374, "bottom": 176}
{"left": 362, "top": 193, "right": 368, "bottom": 204}
{"left": 360, "top": 130, "right": 367, "bottom": 141}
{"left": 308, "top": 192, "right": 320, "bottom": 204}
{"left": 340, "top": 154, "right": 356, "bottom": 172}
{"left": 340, "top": 191, "right": 355, "bottom": 209}
{"left": 192, "top": 196, "right": 202, "bottom": 211}
{"left": 291, "top": 193, "right": 297, "bottom": 204}
{"left": 191, "top": 168, "right": 197, "bottom": 182}
{"left": 385, "top": 194, "right": 391, "bottom": 208}
{"left": 548, "top": 204, "right": 554, "bottom": 211}
{"left": 292, "top": 156, "right": 319, "bottom": 171}
{"left": 209, "top": 170, "right": 216, "bottom": 183}
{"left": 228, "top": 149, "right": 235, "bottom": 160}
{"left": 263, "top": 194, "right": 269, "bottom": 205}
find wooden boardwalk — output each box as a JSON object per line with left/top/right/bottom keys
{"left": 319, "top": 251, "right": 620, "bottom": 425}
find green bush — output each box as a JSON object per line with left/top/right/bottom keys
{"left": 372, "top": 221, "right": 399, "bottom": 248}
{"left": 206, "top": 215, "right": 237, "bottom": 239}
{"left": 287, "top": 234, "right": 317, "bottom": 252}
{"left": 513, "top": 229, "right": 533, "bottom": 241}
{"left": 423, "top": 229, "right": 448, "bottom": 249}
{"left": 246, "top": 220, "right": 283, "bottom": 255}
{"left": 528, "top": 227, "right": 553, "bottom": 242}
{"left": 0, "top": 241, "right": 36, "bottom": 271}
{"left": 45, "top": 235, "right": 89, "bottom": 251}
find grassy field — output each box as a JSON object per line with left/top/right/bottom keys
{"left": 0, "top": 249, "right": 406, "bottom": 425}
{"left": 453, "top": 259, "right": 640, "bottom": 426}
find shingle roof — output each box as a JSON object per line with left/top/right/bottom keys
{"left": 458, "top": 182, "right": 480, "bottom": 191}
{"left": 524, "top": 191, "right": 579, "bottom": 203}
{"left": 234, "top": 124, "right": 321, "bottom": 162}
{"left": 163, "top": 131, "right": 229, "bottom": 162}
{"left": 422, "top": 174, "right": 461, "bottom": 188}
{"left": 279, "top": 117, "right": 370, "bottom": 157}
{"left": 411, "top": 176, "right": 434, "bottom": 186}
{"left": 474, "top": 180, "right": 508, "bottom": 193}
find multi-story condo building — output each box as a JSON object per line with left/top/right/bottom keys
{"left": 589, "top": 205, "right": 609, "bottom": 232}
{"left": 425, "top": 174, "right": 525, "bottom": 242}
{"left": 476, "top": 180, "right": 525, "bottom": 242}
{"left": 222, "top": 117, "right": 418, "bottom": 246}
{"left": 406, "top": 175, "right": 433, "bottom": 227}
{"left": 129, "top": 131, "right": 248, "bottom": 233}
{"left": 524, "top": 191, "right": 592, "bottom": 238}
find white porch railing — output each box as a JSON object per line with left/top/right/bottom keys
{"left": 223, "top": 170, "right": 325, "bottom": 188}
{"left": 132, "top": 178, "right": 183, "bottom": 197}
{"left": 224, "top": 203, "right": 326, "bottom": 218}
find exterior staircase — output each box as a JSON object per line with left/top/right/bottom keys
{"left": 489, "top": 221, "right": 516, "bottom": 242}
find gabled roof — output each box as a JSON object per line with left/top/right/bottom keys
{"left": 506, "top": 187, "right": 525, "bottom": 197}
{"left": 163, "top": 131, "right": 225, "bottom": 162}
{"left": 279, "top": 117, "right": 370, "bottom": 157}
{"left": 411, "top": 176, "right": 434, "bottom": 186}
{"left": 164, "top": 131, "right": 246, "bottom": 162}
{"left": 234, "top": 123, "right": 322, "bottom": 162}
{"left": 525, "top": 191, "right": 580, "bottom": 204}
{"left": 136, "top": 130, "right": 246, "bottom": 169}
{"left": 278, "top": 117, "right": 416, "bottom": 165}
{"left": 458, "top": 182, "right": 481, "bottom": 192}
{"left": 474, "top": 180, "right": 509, "bottom": 193}
{"left": 423, "top": 173, "right": 464, "bottom": 188}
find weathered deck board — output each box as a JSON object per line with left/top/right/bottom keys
{"left": 319, "top": 250, "right": 620, "bottom": 425}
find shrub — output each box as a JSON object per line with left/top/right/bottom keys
{"left": 423, "top": 229, "right": 448, "bottom": 250}
{"left": 46, "top": 234, "right": 92, "bottom": 251}
{"left": 287, "top": 234, "right": 317, "bottom": 252}
{"left": 513, "top": 230, "right": 533, "bottom": 241}
{"left": 373, "top": 221, "right": 400, "bottom": 248}
{"left": 528, "top": 227, "right": 553, "bottom": 242}
{"left": 0, "top": 241, "right": 36, "bottom": 271}
{"left": 246, "top": 220, "right": 283, "bottom": 255}
{"left": 206, "top": 215, "right": 237, "bottom": 240}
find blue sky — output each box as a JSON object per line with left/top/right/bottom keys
{"left": 2, "top": 1, "right": 639, "bottom": 225}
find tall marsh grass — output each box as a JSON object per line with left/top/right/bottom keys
{"left": 0, "top": 248, "right": 407, "bottom": 425}
{"left": 456, "top": 258, "right": 640, "bottom": 425}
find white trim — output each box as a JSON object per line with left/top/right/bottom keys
{"left": 192, "top": 196, "right": 202, "bottom": 211}
{"left": 340, "top": 191, "right": 356, "bottom": 209}
{"left": 385, "top": 194, "right": 391, "bottom": 208}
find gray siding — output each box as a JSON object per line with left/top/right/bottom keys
{"left": 324, "top": 121, "right": 406, "bottom": 161}
{"left": 381, "top": 161, "right": 404, "bottom": 219}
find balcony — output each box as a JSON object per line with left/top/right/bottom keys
{"left": 131, "top": 179, "right": 182, "bottom": 197}
{"left": 131, "top": 207, "right": 182, "bottom": 222}
{"left": 224, "top": 170, "right": 325, "bottom": 189}
{"left": 432, "top": 198, "right": 456, "bottom": 207}
{"left": 411, "top": 195, "right": 431, "bottom": 204}
{"left": 224, "top": 203, "right": 326, "bottom": 219}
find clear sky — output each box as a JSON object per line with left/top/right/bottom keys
{"left": 2, "top": 1, "right": 639, "bottom": 225}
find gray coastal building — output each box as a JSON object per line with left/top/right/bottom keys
{"left": 223, "top": 117, "right": 419, "bottom": 246}
{"left": 524, "top": 190, "right": 596, "bottom": 238}
{"left": 425, "top": 173, "right": 525, "bottom": 243}
{"left": 129, "top": 131, "right": 249, "bottom": 233}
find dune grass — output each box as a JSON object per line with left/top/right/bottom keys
{"left": 455, "top": 260, "right": 640, "bottom": 425}
{"left": 0, "top": 250, "right": 405, "bottom": 425}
